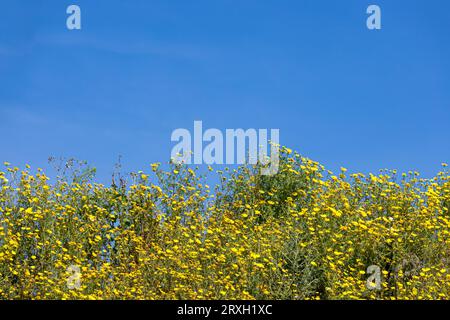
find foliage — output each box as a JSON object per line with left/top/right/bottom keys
{"left": 0, "top": 149, "right": 449, "bottom": 300}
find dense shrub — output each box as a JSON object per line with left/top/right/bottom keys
{"left": 0, "top": 148, "right": 449, "bottom": 299}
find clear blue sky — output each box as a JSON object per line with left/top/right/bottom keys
{"left": 1, "top": 0, "right": 449, "bottom": 182}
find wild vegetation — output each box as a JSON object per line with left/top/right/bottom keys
{"left": 1, "top": 148, "right": 449, "bottom": 299}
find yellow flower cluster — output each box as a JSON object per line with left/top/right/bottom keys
{"left": 0, "top": 151, "right": 449, "bottom": 300}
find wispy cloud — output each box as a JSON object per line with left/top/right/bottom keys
{"left": 0, "top": 107, "right": 49, "bottom": 126}
{"left": 34, "top": 32, "right": 211, "bottom": 60}
{"left": 0, "top": 105, "right": 160, "bottom": 142}
{"left": 0, "top": 41, "right": 34, "bottom": 57}
{"left": 0, "top": 45, "right": 13, "bottom": 56}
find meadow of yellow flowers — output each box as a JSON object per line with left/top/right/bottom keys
{"left": 1, "top": 147, "right": 449, "bottom": 300}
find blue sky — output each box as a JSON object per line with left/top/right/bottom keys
{"left": 0, "top": 0, "right": 449, "bottom": 181}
